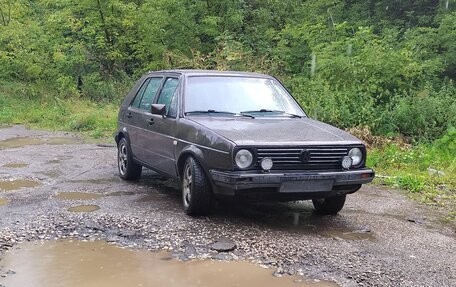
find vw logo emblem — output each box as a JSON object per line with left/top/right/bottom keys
{"left": 300, "top": 149, "right": 311, "bottom": 162}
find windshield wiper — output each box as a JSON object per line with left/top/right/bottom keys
{"left": 185, "top": 110, "right": 255, "bottom": 118}
{"left": 241, "top": 109, "right": 302, "bottom": 118}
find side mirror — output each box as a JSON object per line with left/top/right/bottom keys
{"left": 151, "top": 104, "right": 166, "bottom": 116}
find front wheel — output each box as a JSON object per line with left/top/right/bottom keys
{"left": 312, "top": 194, "right": 346, "bottom": 215}
{"left": 117, "top": 137, "right": 142, "bottom": 180}
{"left": 182, "top": 157, "right": 213, "bottom": 216}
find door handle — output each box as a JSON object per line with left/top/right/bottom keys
{"left": 126, "top": 112, "right": 132, "bottom": 118}
{"left": 146, "top": 118, "right": 154, "bottom": 125}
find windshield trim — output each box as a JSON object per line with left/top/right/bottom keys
{"left": 184, "top": 110, "right": 255, "bottom": 118}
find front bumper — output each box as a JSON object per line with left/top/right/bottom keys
{"left": 210, "top": 168, "right": 375, "bottom": 192}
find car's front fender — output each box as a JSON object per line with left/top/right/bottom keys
{"left": 176, "top": 145, "right": 207, "bottom": 178}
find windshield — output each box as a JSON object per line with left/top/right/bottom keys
{"left": 184, "top": 76, "right": 306, "bottom": 116}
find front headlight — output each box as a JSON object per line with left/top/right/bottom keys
{"left": 348, "top": 148, "right": 363, "bottom": 166}
{"left": 235, "top": 149, "right": 253, "bottom": 169}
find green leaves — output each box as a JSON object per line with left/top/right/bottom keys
{"left": 0, "top": 0, "right": 455, "bottom": 141}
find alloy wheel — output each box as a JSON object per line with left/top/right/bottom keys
{"left": 182, "top": 163, "right": 193, "bottom": 207}
{"left": 118, "top": 142, "right": 128, "bottom": 176}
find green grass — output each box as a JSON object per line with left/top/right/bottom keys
{"left": 0, "top": 81, "right": 119, "bottom": 141}
{"left": 367, "top": 132, "right": 456, "bottom": 221}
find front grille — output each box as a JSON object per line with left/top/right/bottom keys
{"left": 256, "top": 146, "right": 350, "bottom": 170}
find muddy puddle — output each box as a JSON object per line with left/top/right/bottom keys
{"left": 55, "top": 192, "right": 104, "bottom": 201}
{"left": 67, "top": 205, "right": 100, "bottom": 213}
{"left": 56, "top": 191, "right": 137, "bottom": 201}
{"left": 108, "top": 191, "right": 136, "bottom": 196}
{"left": 2, "top": 163, "right": 28, "bottom": 168}
{"left": 70, "top": 177, "right": 123, "bottom": 185}
{"left": 0, "top": 137, "right": 81, "bottom": 149}
{"left": 0, "top": 198, "right": 7, "bottom": 206}
{"left": 0, "top": 240, "right": 338, "bottom": 287}
{"left": 0, "top": 179, "right": 41, "bottom": 191}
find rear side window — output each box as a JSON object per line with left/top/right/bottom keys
{"left": 156, "top": 78, "right": 179, "bottom": 117}
{"left": 131, "top": 78, "right": 150, "bottom": 109}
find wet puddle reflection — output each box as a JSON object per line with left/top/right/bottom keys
{"left": 0, "top": 240, "right": 338, "bottom": 287}
{"left": 222, "top": 203, "right": 375, "bottom": 241}
{"left": 319, "top": 229, "right": 374, "bottom": 241}
{"left": 0, "top": 137, "right": 81, "bottom": 149}
{"left": 67, "top": 205, "right": 100, "bottom": 213}
{"left": 55, "top": 192, "right": 104, "bottom": 201}
{"left": 107, "top": 191, "right": 136, "bottom": 197}
{"left": 38, "top": 170, "right": 61, "bottom": 178}
{"left": 70, "top": 178, "right": 123, "bottom": 185}
{"left": 0, "top": 179, "right": 41, "bottom": 191}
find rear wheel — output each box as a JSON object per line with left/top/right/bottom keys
{"left": 182, "top": 157, "right": 213, "bottom": 216}
{"left": 312, "top": 194, "right": 346, "bottom": 215}
{"left": 117, "top": 137, "right": 142, "bottom": 180}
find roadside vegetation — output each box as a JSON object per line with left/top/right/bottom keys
{"left": 0, "top": 0, "right": 455, "bottom": 217}
{"left": 0, "top": 81, "right": 118, "bottom": 140}
{"left": 355, "top": 128, "right": 456, "bottom": 221}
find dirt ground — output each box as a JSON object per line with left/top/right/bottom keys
{"left": 0, "top": 125, "right": 454, "bottom": 287}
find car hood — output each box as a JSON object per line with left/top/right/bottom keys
{"left": 187, "top": 117, "right": 362, "bottom": 146}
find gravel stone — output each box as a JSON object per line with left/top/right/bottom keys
{"left": 210, "top": 238, "right": 237, "bottom": 252}
{"left": 0, "top": 126, "right": 455, "bottom": 287}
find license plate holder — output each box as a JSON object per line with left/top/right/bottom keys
{"left": 279, "top": 180, "right": 334, "bottom": 193}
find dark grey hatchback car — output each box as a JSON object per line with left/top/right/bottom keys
{"left": 115, "top": 70, "right": 374, "bottom": 215}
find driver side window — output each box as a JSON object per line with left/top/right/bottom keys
{"left": 131, "top": 77, "right": 162, "bottom": 111}
{"left": 139, "top": 78, "right": 162, "bottom": 111}
{"left": 156, "top": 78, "right": 179, "bottom": 118}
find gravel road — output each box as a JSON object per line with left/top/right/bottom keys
{"left": 0, "top": 125, "right": 454, "bottom": 286}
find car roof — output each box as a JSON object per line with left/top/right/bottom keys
{"left": 146, "top": 69, "right": 274, "bottom": 79}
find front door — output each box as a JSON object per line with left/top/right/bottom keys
{"left": 128, "top": 77, "right": 163, "bottom": 162}
{"left": 143, "top": 77, "right": 180, "bottom": 176}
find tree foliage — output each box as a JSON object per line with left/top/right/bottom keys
{"left": 0, "top": 0, "right": 455, "bottom": 140}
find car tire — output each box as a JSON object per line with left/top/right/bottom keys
{"left": 312, "top": 194, "right": 346, "bottom": 215}
{"left": 117, "top": 137, "right": 142, "bottom": 180}
{"left": 182, "top": 156, "right": 213, "bottom": 216}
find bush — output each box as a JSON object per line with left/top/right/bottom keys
{"left": 434, "top": 128, "right": 456, "bottom": 154}
{"left": 381, "top": 85, "right": 456, "bottom": 140}
{"left": 289, "top": 75, "right": 455, "bottom": 141}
